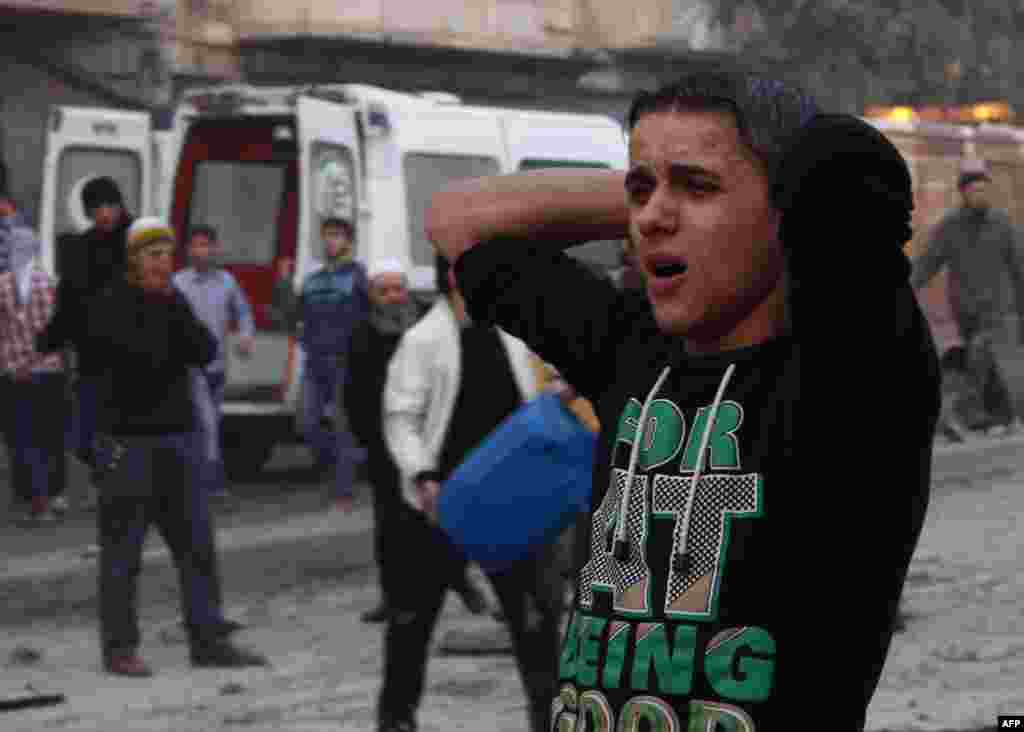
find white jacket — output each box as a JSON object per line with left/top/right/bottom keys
{"left": 383, "top": 298, "right": 539, "bottom": 510}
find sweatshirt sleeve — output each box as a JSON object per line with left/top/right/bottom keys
{"left": 774, "top": 114, "right": 941, "bottom": 724}
{"left": 454, "top": 236, "right": 624, "bottom": 405}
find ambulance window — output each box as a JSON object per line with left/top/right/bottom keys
{"left": 190, "top": 161, "right": 286, "bottom": 266}
{"left": 308, "top": 143, "right": 357, "bottom": 248}
{"left": 56, "top": 148, "right": 142, "bottom": 239}
{"left": 404, "top": 153, "right": 500, "bottom": 267}
{"left": 517, "top": 158, "right": 621, "bottom": 280}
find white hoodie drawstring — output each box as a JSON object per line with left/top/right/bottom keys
{"left": 611, "top": 365, "right": 672, "bottom": 560}
{"left": 671, "top": 363, "right": 736, "bottom": 573}
{"left": 611, "top": 363, "right": 737, "bottom": 566}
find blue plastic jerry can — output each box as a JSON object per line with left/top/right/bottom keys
{"left": 438, "top": 392, "right": 596, "bottom": 573}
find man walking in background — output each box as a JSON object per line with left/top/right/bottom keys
{"left": 343, "top": 258, "right": 425, "bottom": 623}
{"left": 272, "top": 217, "right": 368, "bottom": 510}
{"left": 86, "top": 217, "right": 265, "bottom": 676}
{"left": 377, "top": 254, "right": 559, "bottom": 732}
{"left": 912, "top": 162, "right": 1024, "bottom": 436}
{"left": 38, "top": 176, "right": 134, "bottom": 507}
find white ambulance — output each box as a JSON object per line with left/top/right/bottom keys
{"left": 39, "top": 84, "right": 628, "bottom": 476}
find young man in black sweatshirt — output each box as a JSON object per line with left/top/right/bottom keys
{"left": 37, "top": 176, "right": 134, "bottom": 503}
{"left": 426, "top": 71, "right": 941, "bottom": 731}
{"left": 85, "top": 217, "right": 267, "bottom": 676}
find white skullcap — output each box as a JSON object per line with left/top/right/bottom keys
{"left": 368, "top": 257, "right": 407, "bottom": 281}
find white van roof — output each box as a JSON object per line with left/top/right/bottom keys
{"left": 177, "top": 83, "right": 623, "bottom": 131}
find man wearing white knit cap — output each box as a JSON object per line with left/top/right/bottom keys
{"left": 83, "top": 217, "right": 267, "bottom": 676}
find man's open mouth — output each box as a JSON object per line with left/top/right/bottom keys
{"left": 645, "top": 254, "right": 688, "bottom": 279}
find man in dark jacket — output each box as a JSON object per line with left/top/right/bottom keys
{"left": 911, "top": 163, "right": 1024, "bottom": 435}
{"left": 37, "top": 176, "right": 133, "bottom": 488}
{"left": 85, "top": 217, "right": 266, "bottom": 676}
{"left": 343, "top": 258, "right": 422, "bottom": 623}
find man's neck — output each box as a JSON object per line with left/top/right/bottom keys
{"left": 683, "top": 276, "right": 790, "bottom": 356}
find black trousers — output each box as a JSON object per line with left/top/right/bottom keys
{"left": 97, "top": 433, "right": 225, "bottom": 659}
{"left": 368, "top": 450, "right": 417, "bottom": 601}
{"left": 2, "top": 373, "right": 67, "bottom": 502}
{"left": 378, "top": 512, "right": 562, "bottom": 732}
{"left": 955, "top": 311, "right": 1016, "bottom": 427}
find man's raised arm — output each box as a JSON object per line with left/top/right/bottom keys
{"left": 426, "top": 168, "right": 635, "bottom": 406}
{"left": 426, "top": 169, "right": 630, "bottom": 263}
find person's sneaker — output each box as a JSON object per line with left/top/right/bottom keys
{"left": 50, "top": 495, "right": 70, "bottom": 515}
{"left": 209, "top": 491, "right": 240, "bottom": 513}
{"left": 190, "top": 640, "right": 269, "bottom": 669}
{"left": 360, "top": 603, "right": 392, "bottom": 624}
{"left": 379, "top": 718, "right": 417, "bottom": 732}
{"left": 18, "top": 497, "right": 59, "bottom": 527}
{"left": 17, "top": 510, "right": 58, "bottom": 528}
{"left": 331, "top": 495, "right": 355, "bottom": 514}
{"left": 104, "top": 654, "right": 153, "bottom": 677}
{"left": 78, "top": 487, "right": 99, "bottom": 513}
{"left": 985, "top": 422, "right": 1016, "bottom": 438}
{"left": 936, "top": 417, "right": 968, "bottom": 443}
{"left": 181, "top": 618, "right": 245, "bottom": 639}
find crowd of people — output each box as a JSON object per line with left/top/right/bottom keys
{"left": 0, "top": 65, "right": 1021, "bottom": 731}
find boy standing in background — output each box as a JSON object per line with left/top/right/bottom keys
{"left": 273, "top": 217, "right": 369, "bottom": 510}
{"left": 173, "top": 225, "right": 255, "bottom": 505}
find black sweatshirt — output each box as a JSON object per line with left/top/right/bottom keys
{"left": 37, "top": 217, "right": 132, "bottom": 375}
{"left": 85, "top": 281, "right": 217, "bottom": 436}
{"left": 454, "top": 229, "right": 941, "bottom": 729}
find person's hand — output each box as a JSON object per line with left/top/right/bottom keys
{"left": 547, "top": 378, "right": 578, "bottom": 406}
{"left": 277, "top": 257, "right": 295, "bottom": 281}
{"left": 235, "top": 335, "right": 255, "bottom": 358}
{"left": 416, "top": 479, "right": 442, "bottom": 521}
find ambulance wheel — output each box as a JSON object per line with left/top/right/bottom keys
{"left": 221, "top": 439, "right": 274, "bottom": 481}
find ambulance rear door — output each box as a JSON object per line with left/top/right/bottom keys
{"left": 499, "top": 110, "right": 628, "bottom": 279}
{"left": 40, "top": 106, "right": 152, "bottom": 278}
{"left": 284, "top": 95, "right": 363, "bottom": 406}
{"left": 390, "top": 104, "right": 505, "bottom": 292}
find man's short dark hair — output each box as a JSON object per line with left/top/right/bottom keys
{"left": 321, "top": 217, "right": 354, "bottom": 238}
{"left": 189, "top": 224, "right": 218, "bottom": 242}
{"left": 626, "top": 69, "right": 819, "bottom": 186}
